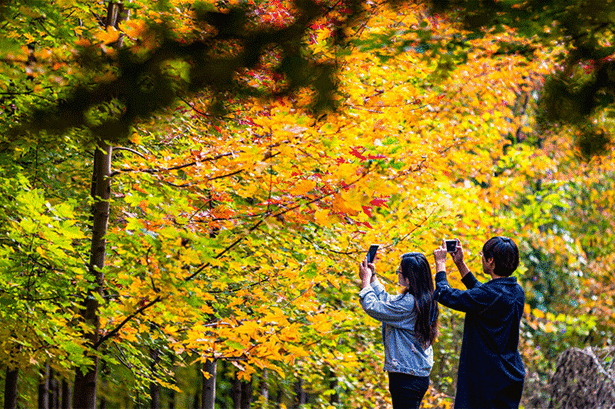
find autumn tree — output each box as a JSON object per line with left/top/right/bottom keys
{"left": 3, "top": 0, "right": 615, "bottom": 409}
{"left": 421, "top": 0, "right": 615, "bottom": 155}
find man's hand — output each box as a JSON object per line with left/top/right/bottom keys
{"left": 449, "top": 239, "right": 471, "bottom": 278}
{"left": 451, "top": 239, "right": 465, "bottom": 265}
{"left": 434, "top": 241, "right": 448, "bottom": 273}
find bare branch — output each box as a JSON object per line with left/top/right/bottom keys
{"left": 110, "top": 151, "right": 235, "bottom": 177}
{"left": 95, "top": 296, "right": 162, "bottom": 348}
{"left": 113, "top": 146, "right": 147, "bottom": 159}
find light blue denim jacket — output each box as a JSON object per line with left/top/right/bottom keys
{"left": 359, "top": 278, "right": 434, "bottom": 377}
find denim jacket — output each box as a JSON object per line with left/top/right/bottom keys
{"left": 359, "top": 278, "right": 434, "bottom": 377}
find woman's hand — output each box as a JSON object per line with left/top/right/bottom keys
{"left": 433, "top": 241, "right": 448, "bottom": 273}
{"left": 359, "top": 259, "right": 374, "bottom": 288}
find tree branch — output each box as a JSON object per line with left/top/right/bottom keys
{"left": 95, "top": 296, "right": 162, "bottom": 348}
{"left": 185, "top": 172, "right": 370, "bottom": 281}
{"left": 113, "top": 146, "right": 147, "bottom": 159}
{"left": 110, "top": 151, "right": 235, "bottom": 177}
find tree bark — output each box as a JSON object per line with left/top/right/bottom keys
{"left": 61, "top": 380, "right": 71, "bottom": 409}
{"left": 260, "top": 369, "right": 269, "bottom": 405}
{"left": 201, "top": 359, "right": 217, "bottom": 409}
{"left": 168, "top": 388, "right": 176, "bottom": 409}
{"left": 232, "top": 374, "right": 241, "bottom": 409}
{"left": 293, "top": 379, "right": 306, "bottom": 408}
{"left": 4, "top": 367, "right": 18, "bottom": 409}
{"left": 240, "top": 378, "right": 253, "bottom": 409}
{"left": 150, "top": 348, "right": 161, "bottom": 409}
{"left": 327, "top": 369, "right": 339, "bottom": 405}
{"left": 275, "top": 386, "right": 283, "bottom": 409}
{"left": 73, "top": 143, "right": 112, "bottom": 409}
{"left": 49, "top": 372, "right": 59, "bottom": 409}
{"left": 73, "top": 0, "right": 129, "bottom": 405}
{"left": 38, "top": 364, "right": 50, "bottom": 409}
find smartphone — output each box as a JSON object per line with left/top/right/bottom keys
{"left": 445, "top": 239, "right": 457, "bottom": 253}
{"left": 366, "top": 244, "right": 379, "bottom": 263}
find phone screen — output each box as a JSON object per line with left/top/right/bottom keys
{"left": 366, "top": 244, "right": 379, "bottom": 263}
{"left": 445, "top": 240, "right": 457, "bottom": 253}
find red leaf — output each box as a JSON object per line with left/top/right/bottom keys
{"left": 370, "top": 197, "right": 389, "bottom": 207}
{"left": 349, "top": 146, "right": 367, "bottom": 160}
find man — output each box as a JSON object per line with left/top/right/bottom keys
{"left": 433, "top": 237, "right": 525, "bottom": 409}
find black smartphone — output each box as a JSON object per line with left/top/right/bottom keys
{"left": 366, "top": 244, "right": 379, "bottom": 263}
{"left": 445, "top": 239, "right": 457, "bottom": 253}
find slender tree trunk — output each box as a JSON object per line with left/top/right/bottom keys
{"left": 232, "top": 373, "right": 242, "bottom": 409}
{"left": 150, "top": 348, "right": 161, "bottom": 409}
{"left": 240, "top": 378, "right": 252, "bottom": 409}
{"left": 167, "top": 355, "right": 176, "bottom": 409}
{"left": 50, "top": 371, "right": 59, "bottom": 409}
{"left": 326, "top": 367, "right": 339, "bottom": 405}
{"left": 260, "top": 369, "right": 269, "bottom": 405}
{"left": 39, "top": 364, "right": 50, "bottom": 409}
{"left": 61, "top": 380, "right": 71, "bottom": 409}
{"left": 4, "top": 367, "right": 18, "bottom": 409}
{"left": 73, "top": 0, "right": 129, "bottom": 405}
{"left": 275, "top": 386, "right": 283, "bottom": 409}
{"left": 293, "top": 379, "right": 306, "bottom": 408}
{"left": 168, "top": 388, "right": 176, "bottom": 409}
{"left": 73, "top": 143, "right": 112, "bottom": 409}
{"left": 201, "top": 359, "right": 217, "bottom": 409}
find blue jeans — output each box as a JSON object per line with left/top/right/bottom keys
{"left": 388, "top": 372, "right": 430, "bottom": 409}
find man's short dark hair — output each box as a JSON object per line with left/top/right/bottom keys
{"left": 482, "top": 236, "right": 519, "bottom": 277}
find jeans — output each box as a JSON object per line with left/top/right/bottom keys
{"left": 388, "top": 372, "right": 430, "bottom": 409}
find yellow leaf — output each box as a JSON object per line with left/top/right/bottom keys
{"left": 532, "top": 308, "right": 545, "bottom": 319}
{"left": 119, "top": 19, "right": 146, "bottom": 39}
{"left": 211, "top": 281, "right": 227, "bottom": 290}
{"left": 129, "top": 132, "right": 142, "bottom": 144}
{"left": 74, "top": 38, "right": 91, "bottom": 47}
{"left": 289, "top": 179, "right": 316, "bottom": 196}
{"left": 314, "top": 208, "right": 332, "bottom": 226}
{"left": 524, "top": 303, "right": 531, "bottom": 315}
{"left": 328, "top": 277, "right": 340, "bottom": 289}
{"left": 544, "top": 322, "right": 556, "bottom": 333}
{"left": 96, "top": 26, "right": 120, "bottom": 44}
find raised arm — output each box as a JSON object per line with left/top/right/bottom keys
{"left": 434, "top": 272, "right": 493, "bottom": 314}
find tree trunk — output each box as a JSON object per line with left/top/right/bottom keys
{"left": 73, "top": 0, "right": 130, "bottom": 405}
{"left": 328, "top": 370, "right": 339, "bottom": 405}
{"left": 49, "top": 371, "right": 59, "bottom": 409}
{"left": 73, "top": 143, "right": 112, "bottom": 409}
{"left": 232, "top": 374, "right": 242, "bottom": 409}
{"left": 168, "top": 388, "right": 176, "bottom": 409}
{"left": 201, "top": 359, "right": 217, "bottom": 409}
{"left": 4, "top": 367, "right": 18, "bottom": 409}
{"left": 293, "top": 379, "right": 306, "bottom": 408}
{"left": 275, "top": 386, "right": 283, "bottom": 409}
{"left": 61, "top": 380, "right": 71, "bottom": 409}
{"left": 150, "top": 348, "right": 161, "bottom": 409}
{"left": 260, "top": 369, "right": 269, "bottom": 405}
{"left": 240, "top": 378, "right": 252, "bottom": 409}
{"left": 38, "top": 364, "right": 50, "bottom": 409}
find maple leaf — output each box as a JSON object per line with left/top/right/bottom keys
{"left": 95, "top": 26, "right": 120, "bottom": 44}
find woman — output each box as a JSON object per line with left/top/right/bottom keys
{"left": 359, "top": 252, "right": 439, "bottom": 409}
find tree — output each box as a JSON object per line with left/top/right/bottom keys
{"left": 423, "top": 0, "right": 615, "bottom": 155}
{"left": 3, "top": 0, "right": 614, "bottom": 408}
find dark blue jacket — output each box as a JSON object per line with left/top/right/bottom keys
{"left": 435, "top": 271, "right": 525, "bottom": 409}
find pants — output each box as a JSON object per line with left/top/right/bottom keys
{"left": 388, "top": 372, "right": 430, "bottom": 409}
